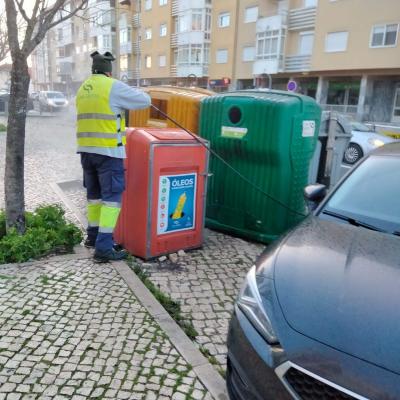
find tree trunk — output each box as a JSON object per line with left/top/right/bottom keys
{"left": 4, "top": 54, "right": 30, "bottom": 234}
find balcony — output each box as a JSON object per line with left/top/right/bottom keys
{"left": 284, "top": 54, "right": 311, "bottom": 72}
{"left": 253, "top": 58, "right": 281, "bottom": 75}
{"left": 288, "top": 6, "right": 317, "bottom": 30}
{"left": 132, "top": 40, "right": 140, "bottom": 54}
{"left": 170, "top": 65, "right": 177, "bottom": 77}
{"left": 132, "top": 13, "right": 141, "bottom": 28}
{"left": 171, "top": 33, "right": 178, "bottom": 47}
{"left": 120, "top": 41, "right": 132, "bottom": 55}
{"left": 175, "top": 64, "right": 209, "bottom": 78}
{"left": 171, "top": 0, "right": 179, "bottom": 16}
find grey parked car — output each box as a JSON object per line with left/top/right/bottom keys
{"left": 227, "top": 142, "right": 400, "bottom": 400}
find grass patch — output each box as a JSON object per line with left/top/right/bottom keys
{"left": 0, "top": 274, "right": 15, "bottom": 280}
{"left": 40, "top": 275, "right": 50, "bottom": 285}
{"left": 128, "top": 258, "right": 198, "bottom": 340}
{"left": 0, "top": 205, "right": 82, "bottom": 264}
{"left": 200, "top": 347, "right": 226, "bottom": 378}
{"left": 0, "top": 123, "right": 6, "bottom": 132}
{"left": 22, "top": 309, "right": 31, "bottom": 316}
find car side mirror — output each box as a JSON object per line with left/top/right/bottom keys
{"left": 304, "top": 184, "right": 327, "bottom": 211}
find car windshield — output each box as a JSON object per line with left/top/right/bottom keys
{"left": 321, "top": 155, "right": 400, "bottom": 234}
{"left": 46, "top": 92, "right": 64, "bottom": 99}
{"left": 351, "top": 122, "right": 373, "bottom": 132}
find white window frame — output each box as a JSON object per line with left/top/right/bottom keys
{"left": 145, "top": 55, "right": 152, "bottom": 68}
{"left": 242, "top": 46, "right": 255, "bottom": 62}
{"left": 298, "top": 31, "right": 314, "bottom": 55}
{"left": 159, "top": 23, "right": 167, "bottom": 37}
{"left": 244, "top": 6, "right": 258, "bottom": 23}
{"left": 218, "top": 12, "right": 230, "bottom": 28}
{"left": 145, "top": 27, "right": 152, "bottom": 40}
{"left": 256, "top": 29, "right": 280, "bottom": 60}
{"left": 145, "top": 0, "right": 152, "bottom": 11}
{"left": 304, "top": 0, "right": 318, "bottom": 7}
{"left": 325, "top": 31, "right": 348, "bottom": 53}
{"left": 216, "top": 49, "right": 228, "bottom": 64}
{"left": 159, "top": 54, "right": 166, "bottom": 67}
{"left": 159, "top": 0, "right": 167, "bottom": 5}
{"left": 370, "top": 23, "right": 399, "bottom": 48}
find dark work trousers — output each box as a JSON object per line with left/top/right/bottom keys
{"left": 81, "top": 153, "right": 125, "bottom": 253}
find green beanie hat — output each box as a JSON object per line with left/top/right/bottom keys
{"left": 91, "top": 51, "right": 115, "bottom": 74}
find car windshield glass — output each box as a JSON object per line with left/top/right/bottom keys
{"left": 351, "top": 122, "right": 373, "bottom": 132}
{"left": 46, "top": 92, "right": 64, "bottom": 99}
{"left": 321, "top": 155, "right": 400, "bottom": 233}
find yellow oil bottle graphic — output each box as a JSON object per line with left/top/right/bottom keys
{"left": 172, "top": 192, "right": 187, "bottom": 219}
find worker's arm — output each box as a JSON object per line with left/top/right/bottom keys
{"left": 109, "top": 80, "right": 151, "bottom": 114}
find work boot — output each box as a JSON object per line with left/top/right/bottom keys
{"left": 84, "top": 238, "right": 96, "bottom": 248}
{"left": 93, "top": 248, "right": 128, "bottom": 263}
{"left": 84, "top": 238, "right": 124, "bottom": 251}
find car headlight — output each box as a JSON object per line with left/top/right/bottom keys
{"left": 237, "top": 265, "right": 278, "bottom": 344}
{"left": 368, "top": 138, "right": 385, "bottom": 148}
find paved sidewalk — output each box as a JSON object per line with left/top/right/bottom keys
{"left": 0, "top": 254, "right": 217, "bottom": 399}
{"left": 61, "top": 182, "right": 264, "bottom": 370}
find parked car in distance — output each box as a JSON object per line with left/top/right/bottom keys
{"left": 343, "top": 121, "right": 395, "bottom": 164}
{"left": 34, "top": 91, "right": 68, "bottom": 112}
{"left": 227, "top": 142, "right": 400, "bottom": 400}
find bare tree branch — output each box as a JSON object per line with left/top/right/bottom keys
{"left": 14, "top": 0, "right": 30, "bottom": 23}
{"left": 22, "top": 0, "right": 89, "bottom": 55}
{"left": 0, "top": 11, "right": 10, "bottom": 62}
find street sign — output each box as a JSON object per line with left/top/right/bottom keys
{"left": 287, "top": 80, "right": 298, "bottom": 92}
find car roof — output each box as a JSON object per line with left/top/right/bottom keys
{"left": 371, "top": 142, "right": 400, "bottom": 156}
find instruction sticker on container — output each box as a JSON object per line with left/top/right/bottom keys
{"left": 157, "top": 173, "right": 197, "bottom": 235}
{"left": 302, "top": 120, "right": 316, "bottom": 137}
{"left": 221, "top": 126, "right": 248, "bottom": 139}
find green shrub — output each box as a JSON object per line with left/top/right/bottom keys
{"left": 0, "top": 205, "right": 83, "bottom": 264}
{"left": 0, "top": 123, "right": 6, "bottom": 132}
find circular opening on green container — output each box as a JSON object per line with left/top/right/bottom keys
{"left": 228, "top": 106, "right": 242, "bottom": 124}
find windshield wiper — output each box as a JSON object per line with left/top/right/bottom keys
{"left": 322, "top": 210, "right": 387, "bottom": 233}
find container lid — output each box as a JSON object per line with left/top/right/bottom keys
{"left": 144, "top": 128, "right": 196, "bottom": 141}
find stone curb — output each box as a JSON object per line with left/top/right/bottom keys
{"left": 114, "top": 260, "right": 229, "bottom": 400}
{"left": 52, "top": 180, "right": 229, "bottom": 400}
{"left": 49, "top": 181, "right": 87, "bottom": 228}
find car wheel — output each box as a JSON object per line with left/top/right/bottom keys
{"left": 343, "top": 143, "right": 364, "bottom": 165}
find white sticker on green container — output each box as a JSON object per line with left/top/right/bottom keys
{"left": 302, "top": 120, "right": 316, "bottom": 137}
{"left": 221, "top": 126, "right": 248, "bottom": 139}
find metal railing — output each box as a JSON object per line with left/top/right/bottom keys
{"left": 132, "top": 40, "right": 140, "bottom": 54}
{"left": 132, "top": 13, "right": 141, "bottom": 27}
{"left": 284, "top": 54, "right": 311, "bottom": 72}
{"left": 170, "top": 65, "right": 177, "bottom": 77}
{"left": 171, "top": 0, "right": 179, "bottom": 16}
{"left": 321, "top": 104, "right": 358, "bottom": 116}
{"left": 170, "top": 33, "right": 178, "bottom": 47}
{"left": 288, "top": 6, "right": 316, "bottom": 30}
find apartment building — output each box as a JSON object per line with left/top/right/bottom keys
{"left": 30, "top": 0, "right": 400, "bottom": 123}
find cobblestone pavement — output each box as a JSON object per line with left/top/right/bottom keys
{"left": 0, "top": 257, "right": 213, "bottom": 399}
{"left": 0, "top": 110, "right": 81, "bottom": 222}
{"left": 63, "top": 184, "right": 264, "bottom": 370}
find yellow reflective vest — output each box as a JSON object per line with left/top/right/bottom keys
{"left": 76, "top": 75, "right": 126, "bottom": 149}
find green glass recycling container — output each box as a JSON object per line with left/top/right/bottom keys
{"left": 199, "top": 90, "right": 321, "bottom": 243}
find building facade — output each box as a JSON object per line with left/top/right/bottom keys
{"left": 30, "top": 0, "right": 400, "bottom": 123}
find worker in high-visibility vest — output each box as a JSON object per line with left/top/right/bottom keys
{"left": 76, "top": 51, "right": 150, "bottom": 263}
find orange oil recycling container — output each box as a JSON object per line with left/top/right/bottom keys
{"left": 114, "top": 128, "right": 209, "bottom": 260}
{"left": 128, "top": 86, "right": 214, "bottom": 134}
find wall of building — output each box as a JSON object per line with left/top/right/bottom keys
{"left": 312, "top": 0, "right": 400, "bottom": 71}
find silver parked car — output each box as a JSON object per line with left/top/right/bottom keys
{"left": 34, "top": 91, "right": 69, "bottom": 112}
{"left": 343, "top": 121, "right": 395, "bottom": 164}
